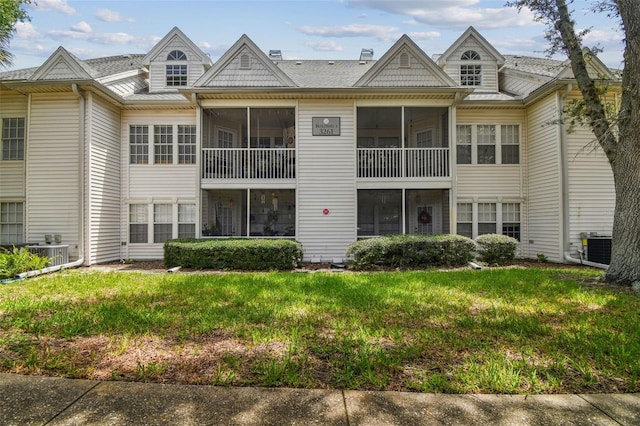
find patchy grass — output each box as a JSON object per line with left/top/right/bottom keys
{"left": 1, "top": 267, "right": 639, "bottom": 394}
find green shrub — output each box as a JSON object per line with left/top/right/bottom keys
{"left": 475, "top": 234, "right": 519, "bottom": 265}
{"left": 164, "top": 238, "right": 303, "bottom": 271}
{"left": 0, "top": 246, "right": 50, "bottom": 279}
{"left": 346, "top": 234, "right": 476, "bottom": 270}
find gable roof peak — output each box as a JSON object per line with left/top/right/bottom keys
{"left": 437, "top": 26, "right": 505, "bottom": 65}
{"left": 354, "top": 33, "right": 457, "bottom": 88}
{"left": 193, "top": 33, "right": 297, "bottom": 88}
{"left": 28, "top": 46, "right": 95, "bottom": 81}
{"left": 142, "top": 26, "right": 211, "bottom": 65}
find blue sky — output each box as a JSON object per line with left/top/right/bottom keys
{"left": 6, "top": 0, "right": 625, "bottom": 71}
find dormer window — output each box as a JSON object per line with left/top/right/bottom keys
{"left": 239, "top": 54, "right": 251, "bottom": 70}
{"left": 166, "top": 50, "right": 187, "bottom": 87}
{"left": 460, "top": 50, "right": 481, "bottom": 86}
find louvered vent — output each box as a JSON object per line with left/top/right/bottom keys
{"left": 239, "top": 54, "right": 251, "bottom": 69}
{"left": 399, "top": 52, "right": 410, "bottom": 68}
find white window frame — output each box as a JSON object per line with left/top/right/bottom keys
{"left": 456, "top": 201, "right": 522, "bottom": 240}
{"left": 129, "top": 125, "right": 149, "bottom": 164}
{"left": 178, "top": 125, "right": 197, "bottom": 164}
{"left": 456, "top": 125, "right": 472, "bottom": 164}
{"left": 0, "top": 201, "right": 24, "bottom": 245}
{"left": 153, "top": 204, "right": 173, "bottom": 244}
{"left": 129, "top": 204, "right": 149, "bottom": 244}
{"left": 1, "top": 118, "right": 25, "bottom": 161}
{"left": 456, "top": 124, "right": 521, "bottom": 165}
{"left": 456, "top": 202, "right": 473, "bottom": 238}
{"left": 178, "top": 204, "right": 196, "bottom": 238}
{"left": 154, "top": 125, "right": 173, "bottom": 164}
{"left": 477, "top": 202, "right": 497, "bottom": 235}
{"left": 501, "top": 202, "right": 521, "bottom": 241}
{"left": 500, "top": 124, "right": 520, "bottom": 164}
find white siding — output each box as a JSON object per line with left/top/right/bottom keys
{"left": 457, "top": 167, "right": 521, "bottom": 197}
{"left": 525, "top": 93, "right": 563, "bottom": 261}
{"left": 27, "top": 93, "right": 81, "bottom": 257}
{"left": 455, "top": 108, "right": 525, "bottom": 198}
{"left": 0, "top": 89, "right": 27, "bottom": 198}
{"left": 444, "top": 39, "right": 499, "bottom": 92}
{"left": 88, "top": 94, "right": 122, "bottom": 264}
{"left": 297, "top": 100, "right": 356, "bottom": 262}
{"left": 565, "top": 92, "right": 615, "bottom": 256}
{"left": 203, "top": 47, "right": 285, "bottom": 87}
{"left": 121, "top": 109, "right": 197, "bottom": 259}
{"left": 365, "top": 49, "right": 449, "bottom": 87}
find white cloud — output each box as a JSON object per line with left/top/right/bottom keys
{"left": 298, "top": 24, "right": 400, "bottom": 42}
{"left": 31, "top": 0, "right": 77, "bottom": 16}
{"left": 347, "top": 0, "right": 537, "bottom": 30}
{"left": 71, "top": 22, "right": 92, "bottom": 34}
{"left": 47, "top": 29, "right": 137, "bottom": 45}
{"left": 407, "top": 31, "right": 441, "bottom": 41}
{"left": 15, "top": 22, "right": 39, "bottom": 39}
{"left": 96, "top": 8, "right": 134, "bottom": 23}
{"left": 305, "top": 40, "right": 344, "bottom": 52}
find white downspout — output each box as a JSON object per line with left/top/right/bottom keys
{"left": 17, "top": 84, "right": 86, "bottom": 278}
{"left": 559, "top": 83, "right": 608, "bottom": 269}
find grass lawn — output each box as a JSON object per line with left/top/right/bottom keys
{"left": 1, "top": 266, "right": 639, "bottom": 394}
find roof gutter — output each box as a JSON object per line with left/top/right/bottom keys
{"left": 558, "top": 83, "right": 608, "bottom": 269}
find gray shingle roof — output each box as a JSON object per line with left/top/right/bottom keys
{"left": 502, "top": 55, "right": 565, "bottom": 78}
{"left": 276, "top": 60, "right": 376, "bottom": 88}
{"left": 0, "top": 54, "right": 145, "bottom": 81}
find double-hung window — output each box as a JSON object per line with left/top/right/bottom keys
{"left": 456, "top": 203, "right": 473, "bottom": 238}
{"left": 456, "top": 125, "right": 472, "bottom": 164}
{"left": 476, "top": 125, "right": 496, "bottom": 164}
{"left": 460, "top": 50, "right": 482, "bottom": 86}
{"left": 502, "top": 203, "right": 521, "bottom": 241}
{"left": 129, "top": 125, "right": 149, "bottom": 164}
{"left": 0, "top": 202, "right": 24, "bottom": 245}
{"left": 478, "top": 203, "right": 497, "bottom": 235}
{"left": 129, "top": 204, "right": 148, "bottom": 244}
{"left": 2, "top": 118, "right": 25, "bottom": 161}
{"left": 178, "top": 125, "right": 196, "bottom": 164}
{"left": 154, "top": 125, "right": 173, "bottom": 164}
{"left": 178, "top": 204, "right": 196, "bottom": 238}
{"left": 501, "top": 125, "right": 520, "bottom": 164}
{"left": 166, "top": 50, "right": 188, "bottom": 87}
{"left": 153, "top": 204, "right": 173, "bottom": 243}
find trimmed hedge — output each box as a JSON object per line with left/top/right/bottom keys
{"left": 475, "top": 233, "right": 519, "bottom": 265}
{"left": 164, "top": 238, "right": 303, "bottom": 271}
{"left": 346, "top": 234, "right": 476, "bottom": 270}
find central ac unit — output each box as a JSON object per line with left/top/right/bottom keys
{"left": 28, "top": 245, "right": 69, "bottom": 267}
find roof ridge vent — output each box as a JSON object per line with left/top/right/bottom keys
{"left": 360, "top": 48, "right": 374, "bottom": 61}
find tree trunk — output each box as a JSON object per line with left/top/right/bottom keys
{"left": 604, "top": 0, "right": 640, "bottom": 285}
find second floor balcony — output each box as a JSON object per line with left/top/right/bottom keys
{"left": 201, "top": 147, "right": 450, "bottom": 181}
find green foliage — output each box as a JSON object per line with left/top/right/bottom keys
{"left": 0, "top": 0, "right": 32, "bottom": 67}
{"left": 346, "top": 234, "right": 476, "bottom": 270}
{"left": 164, "top": 238, "right": 303, "bottom": 271}
{"left": 475, "top": 234, "right": 519, "bottom": 265}
{"left": 0, "top": 246, "right": 49, "bottom": 279}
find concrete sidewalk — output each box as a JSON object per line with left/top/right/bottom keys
{"left": 1, "top": 373, "right": 639, "bottom": 425}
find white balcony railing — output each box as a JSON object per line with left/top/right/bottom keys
{"left": 202, "top": 147, "right": 448, "bottom": 180}
{"left": 202, "top": 148, "right": 296, "bottom": 179}
{"left": 357, "top": 147, "right": 449, "bottom": 178}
